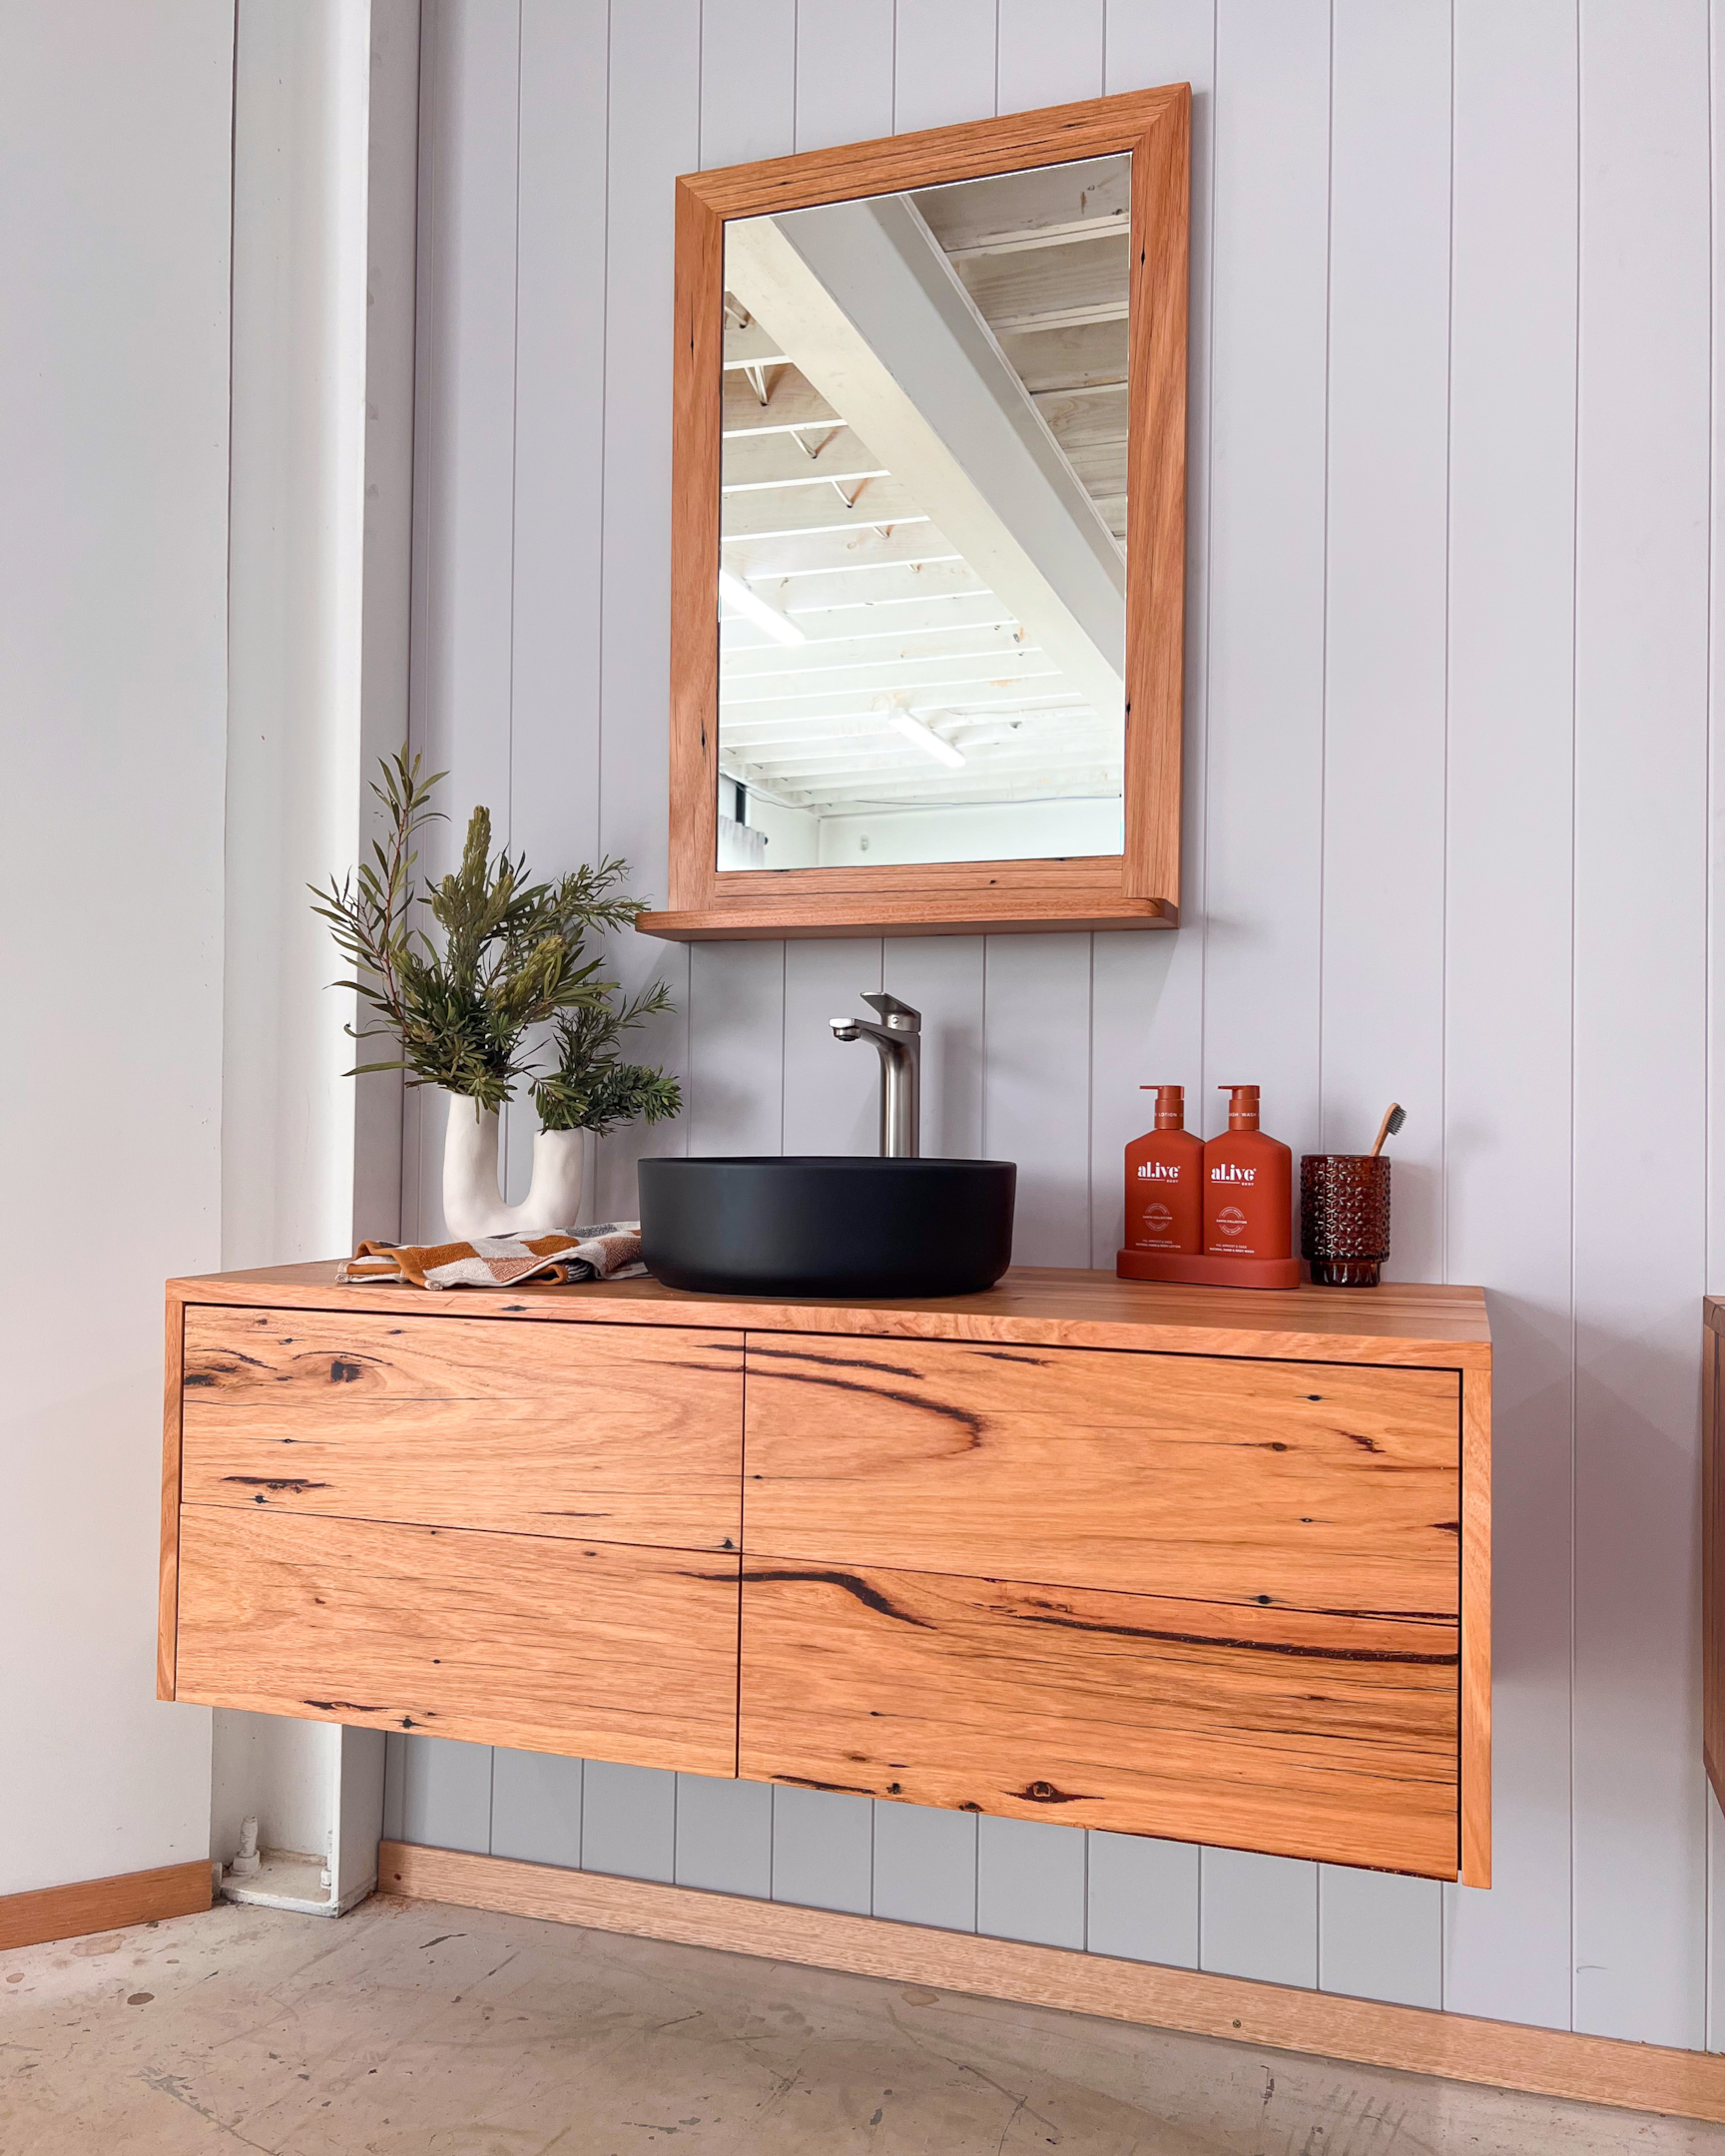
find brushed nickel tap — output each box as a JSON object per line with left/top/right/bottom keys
{"left": 831, "top": 992, "right": 921, "bottom": 1158}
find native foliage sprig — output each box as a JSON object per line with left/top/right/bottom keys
{"left": 532, "top": 981, "right": 684, "bottom": 1137}
{"left": 310, "top": 750, "right": 659, "bottom": 1115}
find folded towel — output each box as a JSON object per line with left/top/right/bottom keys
{"left": 339, "top": 1224, "right": 645, "bottom": 1292}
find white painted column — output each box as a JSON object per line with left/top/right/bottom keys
{"left": 213, "top": 0, "right": 420, "bottom": 1913}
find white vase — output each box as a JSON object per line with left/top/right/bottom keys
{"left": 439, "top": 1091, "right": 585, "bottom": 1240}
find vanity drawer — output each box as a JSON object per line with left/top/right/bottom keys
{"left": 740, "top": 1559, "right": 1459, "bottom": 1877}
{"left": 743, "top": 1339, "right": 1459, "bottom": 1615}
{"left": 176, "top": 1506, "right": 742, "bottom": 1775}
{"left": 181, "top": 1307, "right": 744, "bottom": 1551}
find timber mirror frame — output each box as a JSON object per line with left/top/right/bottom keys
{"left": 637, "top": 85, "right": 1191, "bottom": 945}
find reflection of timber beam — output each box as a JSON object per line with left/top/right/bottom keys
{"left": 725, "top": 201, "right": 1125, "bottom": 727}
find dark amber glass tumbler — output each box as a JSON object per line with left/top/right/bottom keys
{"left": 1300, "top": 1155, "right": 1391, "bottom": 1288}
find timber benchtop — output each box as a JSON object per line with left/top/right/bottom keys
{"left": 168, "top": 1263, "right": 1490, "bottom": 1371}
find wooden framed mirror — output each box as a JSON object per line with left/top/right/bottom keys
{"left": 637, "top": 86, "right": 1190, "bottom": 944}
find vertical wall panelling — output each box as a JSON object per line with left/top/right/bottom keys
{"left": 995, "top": 0, "right": 1102, "bottom": 112}
{"left": 404, "top": 2, "right": 523, "bottom": 1236}
{"left": 782, "top": 940, "right": 883, "bottom": 1155}
{"left": 793, "top": 0, "right": 893, "bottom": 150}
{"left": 490, "top": 1749, "right": 583, "bottom": 1870}
{"left": 1304, "top": 0, "right": 1453, "bottom": 2012}
{"left": 892, "top": 0, "right": 998, "bottom": 137}
{"left": 397, "top": 1734, "right": 493, "bottom": 1856}
{"left": 504, "top": 1, "right": 611, "bottom": 1200}
{"left": 1086, "top": 1834, "right": 1200, "bottom": 1970}
{"left": 1570, "top": 0, "right": 1711, "bottom": 2048}
{"left": 1201, "top": 1848, "right": 1318, "bottom": 1991}
{"left": 1710, "top": 1788, "right": 1725, "bottom": 2052}
{"left": 590, "top": 0, "right": 701, "bottom": 1223}
{"left": 1092, "top": 0, "right": 1218, "bottom": 1268}
{"left": 1713, "top": 0, "right": 1725, "bottom": 2051}
{"left": 1440, "top": 0, "right": 1577, "bottom": 2033}
{"left": 1193, "top": 0, "right": 1334, "bottom": 1977}
{"left": 1201, "top": 0, "right": 1328, "bottom": 1151}
{"left": 701, "top": 0, "right": 797, "bottom": 166}
{"left": 1712, "top": 0, "right": 1725, "bottom": 1320}
{"left": 687, "top": 942, "right": 787, "bottom": 1155}
{"left": 1320, "top": 0, "right": 1449, "bottom": 1276}
{"left": 981, "top": 935, "right": 1093, "bottom": 1266}
{"left": 871, "top": 1803, "right": 979, "bottom": 1933}
{"left": 1319, "top": 1867, "right": 1442, "bottom": 2013}
{"left": 881, "top": 938, "right": 986, "bottom": 1159}
{"left": 772, "top": 1788, "right": 873, "bottom": 1914}
{"left": 675, "top": 1773, "right": 774, "bottom": 1897}
{"left": 382, "top": 1733, "right": 405, "bottom": 1843}
{"left": 581, "top": 1760, "right": 677, "bottom": 1884}
{"left": 975, "top": 1816, "right": 1086, "bottom": 1949}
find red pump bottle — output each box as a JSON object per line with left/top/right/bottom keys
{"left": 1202, "top": 1084, "right": 1293, "bottom": 1260}
{"left": 1123, "top": 1084, "right": 1203, "bottom": 1254}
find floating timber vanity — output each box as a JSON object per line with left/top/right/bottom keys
{"left": 160, "top": 1265, "right": 1491, "bottom": 1886}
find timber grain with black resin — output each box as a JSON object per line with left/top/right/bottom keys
{"left": 160, "top": 1262, "right": 1490, "bottom": 1883}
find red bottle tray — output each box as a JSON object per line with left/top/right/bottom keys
{"left": 1116, "top": 1248, "right": 1303, "bottom": 1291}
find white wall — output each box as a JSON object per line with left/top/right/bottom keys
{"left": 391, "top": 0, "right": 1722, "bottom": 2050}
{"left": 0, "top": 2, "right": 235, "bottom": 1892}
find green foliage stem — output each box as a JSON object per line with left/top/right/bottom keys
{"left": 310, "top": 750, "right": 667, "bottom": 1118}
{"left": 532, "top": 981, "right": 683, "bottom": 1137}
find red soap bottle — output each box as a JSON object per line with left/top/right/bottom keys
{"left": 1124, "top": 1085, "right": 1203, "bottom": 1254}
{"left": 1203, "top": 1085, "right": 1293, "bottom": 1260}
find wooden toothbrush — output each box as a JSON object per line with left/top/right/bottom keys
{"left": 1370, "top": 1102, "right": 1406, "bottom": 1158}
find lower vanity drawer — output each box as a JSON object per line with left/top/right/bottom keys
{"left": 739, "top": 1559, "right": 1460, "bottom": 1878}
{"left": 175, "top": 1507, "right": 741, "bottom": 1777}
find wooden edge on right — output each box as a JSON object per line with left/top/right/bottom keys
{"left": 378, "top": 1841, "right": 1725, "bottom": 2123}
{"left": 1459, "top": 1361, "right": 1491, "bottom": 1886}
{"left": 1705, "top": 1317, "right": 1722, "bottom": 1815}
{"left": 158, "top": 1290, "right": 186, "bottom": 1702}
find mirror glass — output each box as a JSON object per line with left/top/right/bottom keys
{"left": 716, "top": 154, "right": 1130, "bottom": 873}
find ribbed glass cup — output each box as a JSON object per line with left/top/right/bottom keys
{"left": 1300, "top": 1154, "right": 1391, "bottom": 1288}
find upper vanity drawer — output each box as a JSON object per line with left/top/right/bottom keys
{"left": 181, "top": 1308, "right": 743, "bottom": 1551}
{"left": 744, "top": 1338, "right": 1459, "bottom": 1616}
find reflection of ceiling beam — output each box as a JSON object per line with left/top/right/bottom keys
{"left": 912, "top": 155, "right": 1129, "bottom": 258}
{"left": 725, "top": 200, "right": 1125, "bottom": 727}
{"left": 722, "top": 523, "right": 961, "bottom": 582}
{"left": 721, "top": 477, "right": 925, "bottom": 544}
{"left": 721, "top": 364, "right": 839, "bottom": 435}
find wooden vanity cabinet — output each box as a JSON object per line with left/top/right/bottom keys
{"left": 161, "top": 1266, "right": 1491, "bottom": 1884}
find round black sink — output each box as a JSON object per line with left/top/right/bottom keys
{"left": 638, "top": 1156, "right": 1016, "bottom": 1299}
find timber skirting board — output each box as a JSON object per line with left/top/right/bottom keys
{"left": 0, "top": 1859, "right": 213, "bottom": 1954}
{"left": 380, "top": 1842, "right": 1725, "bottom": 2125}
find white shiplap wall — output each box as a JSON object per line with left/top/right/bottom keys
{"left": 389, "top": 0, "right": 1724, "bottom": 2048}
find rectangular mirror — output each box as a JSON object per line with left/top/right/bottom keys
{"left": 641, "top": 88, "right": 1189, "bottom": 942}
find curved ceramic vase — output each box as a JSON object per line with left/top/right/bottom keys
{"left": 440, "top": 1091, "right": 585, "bottom": 1239}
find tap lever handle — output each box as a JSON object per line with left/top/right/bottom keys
{"left": 862, "top": 991, "right": 920, "bottom": 1032}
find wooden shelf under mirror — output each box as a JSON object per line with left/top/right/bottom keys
{"left": 638, "top": 87, "right": 1191, "bottom": 943}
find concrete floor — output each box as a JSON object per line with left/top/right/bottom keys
{"left": 1, "top": 1895, "right": 1720, "bottom": 2154}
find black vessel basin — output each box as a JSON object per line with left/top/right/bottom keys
{"left": 638, "top": 1156, "right": 1017, "bottom": 1299}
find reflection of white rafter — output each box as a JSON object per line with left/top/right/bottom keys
{"left": 725, "top": 200, "right": 1124, "bottom": 730}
